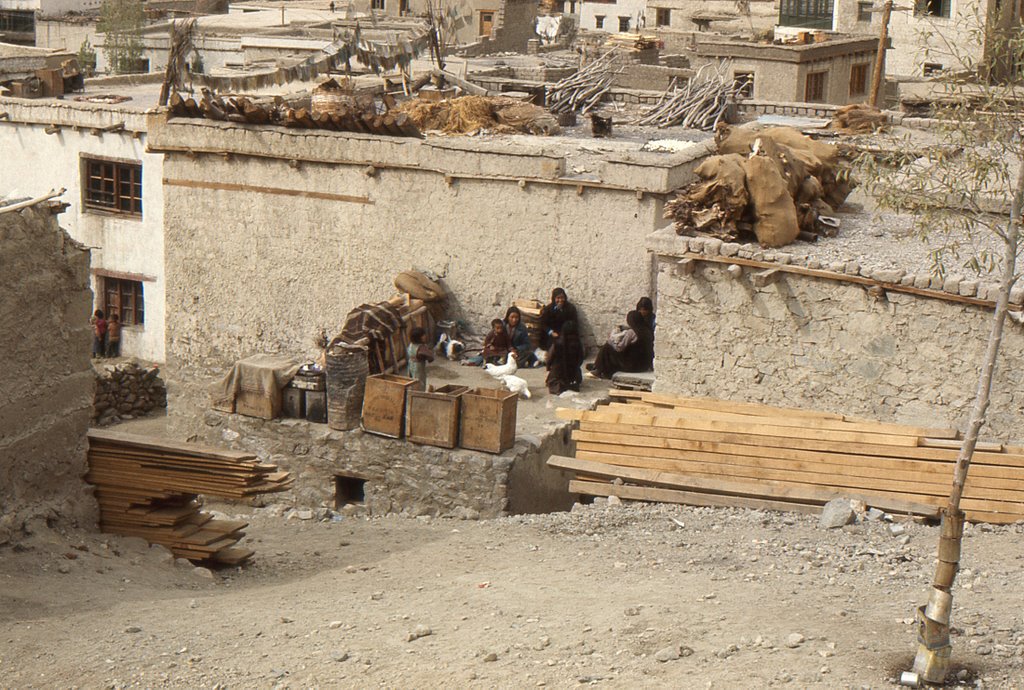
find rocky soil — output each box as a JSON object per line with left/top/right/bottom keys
{"left": 2, "top": 499, "right": 1022, "bottom": 689}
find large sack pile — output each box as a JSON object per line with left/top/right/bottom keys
{"left": 397, "top": 95, "right": 561, "bottom": 135}
{"left": 829, "top": 103, "right": 888, "bottom": 134}
{"left": 664, "top": 124, "right": 856, "bottom": 248}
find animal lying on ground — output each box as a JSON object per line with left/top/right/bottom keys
{"left": 436, "top": 332, "right": 466, "bottom": 361}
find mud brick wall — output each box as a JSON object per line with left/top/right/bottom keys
{"left": 648, "top": 232, "right": 1024, "bottom": 442}
{"left": 0, "top": 204, "right": 98, "bottom": 544}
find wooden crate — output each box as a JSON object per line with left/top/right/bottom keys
{"left": 460, "top": 387, "right": 518, "bottom": 454}
{"left": 407, "top": 384, "right": 470, "bottom": 448}
{"left": 235, "top": 389, "right": 281, "bottom": 420}
{"left": 361, "top": 374, "right": 417, "bottom": 438}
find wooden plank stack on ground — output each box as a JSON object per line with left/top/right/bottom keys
{"left": 550, "top": 391, "right": 1024, "bottom": 523}
{"left": 86, "top": 429, "right": 292, "bottom": 564}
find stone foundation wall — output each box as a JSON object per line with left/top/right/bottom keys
{"left": 182, "top": 402, "right": 576, "bottom": 518}
{"left": 647, "top": 232, "right": 1024, "bottom": 442}
{"left": 92, "top": 361, "right": 168, "bottom": 426}
{"left": 0, "top": 203, "right": 98, "bottom": 544}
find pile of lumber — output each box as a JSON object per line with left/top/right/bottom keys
{"left": 663, "top": 124, "right": 855, "bottom": 247}
{"left": 167, "top": 89, "right": 422, "bottom": 138}
{"left": 512, "top": 298, "right": 545, "bottom": 349}
{"left": 86, "top": 429, "right": 292, "bottom": 565}
{"left": 636, "top": 64, "right": 738, "bottom": 130}
{"left": 547, "top": 50, "right": 620, "bottom": 115}
{"left": 605, "top": 33, "right": 660, "bottom": 51}
{"left": 551, "top": 391, "right": 1024, "bottom": 524}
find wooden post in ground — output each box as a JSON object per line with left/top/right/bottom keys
{"left": 869, "top": 0, "right": 893, "bottom": 107}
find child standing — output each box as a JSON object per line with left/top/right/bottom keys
{"left": 406, "top": 327, "right": 435, "bottom": 391}
{"left": 91, "top": 309, "right": 107, "bottom": 359}
{"left": 105, "top": 313, "right": 122, "bottom": 358}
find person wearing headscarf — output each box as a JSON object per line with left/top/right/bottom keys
{"left": 504, "top": 305, "right": 534, "bottom": 366}
{"left": 587, "top": 298, "right": 656, "bottom": 379}
{"left": 546, "top": 319, "right": 584, "bottom": 394}
{"left": 539, "top": 287, "right": 578, "bottom": 350}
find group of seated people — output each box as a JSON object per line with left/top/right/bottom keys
{"left": 467, "top": 287, "right": 656, "bottom": 396}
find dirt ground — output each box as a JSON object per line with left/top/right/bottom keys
{"left": 2, "top": 496, "right": 1022, "bottom": 689}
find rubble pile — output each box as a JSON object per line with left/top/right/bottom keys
{"left": 664, "top": 124, "right": 856, "bottom": 247}
{"left": 397, "top": 95, "right": 560, "bottom": 135}
{"left": 92, "top": 361, "right": 167, "bottom": 426}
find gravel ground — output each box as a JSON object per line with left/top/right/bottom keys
{"left": 3, "top": 500, "right": 1022, "bottom": 689}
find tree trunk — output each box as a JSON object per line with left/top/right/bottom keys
{"left": 913, "top": 159, "right": 1023, "bottom": 683}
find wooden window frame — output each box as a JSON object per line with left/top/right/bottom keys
{"left": 856, "top": 1, "right": 873, "bottom": 21}
{"left": 734, "top": 71, "right": 755, "bottom": 98}
{"left": 805, "top": 70, "right": 827, "bottom": 103}
{"left": 371, "top": 0, "right": 385, "bottom": 10}
{"left": 618, "top": 15, "right": 630, "bottom": 31}
{"left": 102, "top": 276, "right": 145, "bottom": 327}
{"left": 655, "top": 7, "right": 671, "bottom": 26}
{"left": 849, "top": 63, "right": 869, "bottom": 97}
{"left": 595, "top": 14, "right": 605, "bottom": 28}
{"left": 82, "top": 156, "right": 143, "bottom": 217}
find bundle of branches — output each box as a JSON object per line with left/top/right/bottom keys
{"left": 397, "top": 95, "right": 560, "bottom": 135}
{"left": 829, "top": 103, "right": 888, "bottom": 134}
{"left": 167, "top": 88, "right": 422, "bottom": 138}
{"left": 664, "top": 124, "right": 856, "bottom": 247}
{"left": 637, "top": 63, "right": 740, "bottom": 130}
{"left": 546, "top": 50, "right": 620, "bottom": 115}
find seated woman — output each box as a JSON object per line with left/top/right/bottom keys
{"left": 504, "top": 306, "right": 534, "bottom": 367}
{"left": 539, "top": 287, "right": 579, "bottom": 351}
{"left": 587, "top": 298, "right": 656, "bottom": 379}
{"left": 546, "top": 319, "right": 584, "bottom": 394}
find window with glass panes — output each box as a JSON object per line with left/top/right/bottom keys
{"left": 83, "top": 158, "right": 143, "bottom": 216}
{"left": 103, "top": 277, "right": 145, "bottom": 327}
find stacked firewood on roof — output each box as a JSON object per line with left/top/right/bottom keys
{"left": 663, "top": 124, "right": 856, "bottom": 248}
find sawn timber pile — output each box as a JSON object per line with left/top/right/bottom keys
{"left": 551, "top": 391, "right": 1024, "bottom": 524}
{"left": 663, "top": 124, "right": 856, "bottom": 247}
{"left": 86, "top": 429, "right": 292, "bottom": 565}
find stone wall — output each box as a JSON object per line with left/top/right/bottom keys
{"left": 186, "top": 405, "right": 576, "bottom": 518}
{"left": 92, "top": 361, "right": 168, "bottom": 426}
{"left": 0, "top": 202, "right": 98, "bottom": 545}
{"left": 147, "top": 116, "right": 712, "bottom": 370}
{"left": 647, "top": 231, "right": 1024, "bottom": 443}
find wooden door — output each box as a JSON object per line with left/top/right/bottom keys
{"left": 479, "top": 10, "right": 494, "bottom": 36}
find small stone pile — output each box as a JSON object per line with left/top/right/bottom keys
{"left": 92, "top": 361, "right": 167, "bottom": 425}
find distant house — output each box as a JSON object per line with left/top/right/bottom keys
{"left": 579, "top": 0, "right": 647, "bottom": 34}
{"left": 691, "top": 35, "right": 879, "bottom": 105}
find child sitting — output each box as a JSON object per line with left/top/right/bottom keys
{"left": 481, "top": 318, "right": 512, "bottom": 365}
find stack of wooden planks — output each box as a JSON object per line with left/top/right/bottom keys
{"left": 86, "top": 429, "right": 292, "bottom": 565}
{"left": 551, "top": 391, "right": 1024, "bottom": 524}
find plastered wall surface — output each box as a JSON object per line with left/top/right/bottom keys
{"left": 650, "top": 250, "right": 1024, "bottom": 443}
{"left": 0, "top": 205, "right": 98, "bottom": 545}
{"left": 0, "top": 99, "right": 166, "bottom": 362}
{"left": 149, "top": 120, "right": 708, "bottom": 368}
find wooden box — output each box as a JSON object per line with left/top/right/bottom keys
{"left": 460, "top": 387, "right": 518, "bottom": 454}
{"left": 235, "top": 389, "right": 282, "bottom": 420}
{"left": 305, "top": 390, "right": 327, "bottom": 424}
{"left": 407, "top": 384, "right": 470, "bottom": 448}
{"left": 361, "top": 374, "right": 417, "bottom": 438}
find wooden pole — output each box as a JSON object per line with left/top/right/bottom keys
{"left": 869, "top": 0, "right": 893, "bottom": 107}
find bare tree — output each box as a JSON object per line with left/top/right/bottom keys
{"left": 857, "top": 15, "right": 1023, "bottom": 685}
{"left": 97, "top": 0, "right": 146, "bottom": 75}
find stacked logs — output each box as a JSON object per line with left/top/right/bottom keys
{"left": 636, "top": 64, "right": 739, "bottom": 131}
{"left": 93, "top": 361, "right": 168, "bottom": 426}
{"left": 167, "top": 90, "right": 423, "bottom": 138}
{"left": 546, "top": 50, "right": 620, "bottom": 115}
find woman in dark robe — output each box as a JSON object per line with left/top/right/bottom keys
{"left": 538, "top": 287, "right": 579, "bottom": 350}
{"left": 546, "top": 319, "right": 584, "bottom": 394}
{"left": 588, "top": 301, "right": 655, "bottom": 379}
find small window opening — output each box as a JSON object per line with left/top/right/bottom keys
{"left": 335, "top": 475, "right": 366, "bottom": 509}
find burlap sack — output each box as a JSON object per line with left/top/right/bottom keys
{"left": 743, "top": 154, "right": 799, "bottom": 247}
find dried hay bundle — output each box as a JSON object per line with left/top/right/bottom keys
{"left": 830, "top": 103, "right": 888, "bottom": 134}
{"left": 397, "top": 95, "right": 560, "bottom": 135}
{"left": 665, "top": 124, "right": 856, "bottom": 247}
{"left": 663, "top": 154, "right": 749, "bottom": 237}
